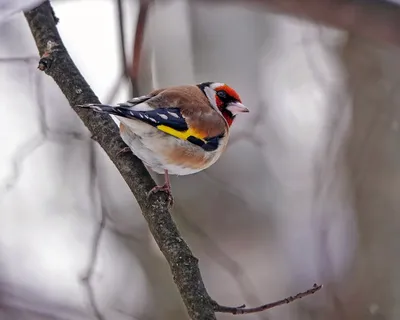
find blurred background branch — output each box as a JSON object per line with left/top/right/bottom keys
{"left": 196, "top": 0, "right": 400, "bottom": 46}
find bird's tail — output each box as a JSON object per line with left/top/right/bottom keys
{"left": 78, "top": 103, "right": 127, "bottom": 117}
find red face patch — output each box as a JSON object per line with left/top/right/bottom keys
{"left": 215, "top": 84, "right": 242, "bottom": 103}
{"left": 214, "top": 84, "right": 242, "bottom": 127}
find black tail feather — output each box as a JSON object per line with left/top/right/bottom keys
{"left": 78, "top": 103, "right": 129, "bottom": 117}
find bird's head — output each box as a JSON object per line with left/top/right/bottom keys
{"left": 197, "top": 82, "right": 249, "bottom": 126}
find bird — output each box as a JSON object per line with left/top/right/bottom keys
{"left": 79, "top": 82, "right": 249, "bottom": 204}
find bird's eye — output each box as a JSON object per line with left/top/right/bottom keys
{"left": 217, "top": 90, "right": 228, "bottom": 99}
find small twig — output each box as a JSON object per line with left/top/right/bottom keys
{"left": 213, "top": 284, "right": 322, "bottom": 315}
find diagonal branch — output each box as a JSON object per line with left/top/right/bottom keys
{"left": 23, "top": 2, "right": 322, "bottom": 319}
{"left": 24, "top": 2, "right": 217, "bottom": 319}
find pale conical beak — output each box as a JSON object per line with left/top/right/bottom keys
{"left": 226, "top": 102, "right": 249, "bottom": 115}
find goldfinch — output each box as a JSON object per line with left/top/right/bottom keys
{"left": 80, "top": 82, "right": 249, "bottom": 203}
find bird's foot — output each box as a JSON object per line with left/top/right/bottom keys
{"left": 147, "top": 184, "right": 174, "bottom": 206}
{"left": 116, "top": 146, "right": 131, "bottom": 157}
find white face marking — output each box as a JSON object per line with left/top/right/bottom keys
{"left": 204, "top": 86, "right": 221, "bottom": 114}
{"left": 210, "top": 82, "right": 224, "bottom": 90}
{"left": 167, "top": 111, "right": 179, "bottom": 118}
{"left": 158, "top": 113, "right": 168, "bottom": 120}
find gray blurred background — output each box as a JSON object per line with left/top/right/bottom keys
{"left": 0, "top": 0, "right": 399, "bottom": 319}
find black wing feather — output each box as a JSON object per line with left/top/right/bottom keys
{"left": 187, "top": 134, "right": 224, "bottom": 151}
{"left": 118, "top": 94, "right": 153, "bottom": 107}
{"left": 120, "top": 107, "right": 189, "bottom": 131}
{"left": 81, "top": 103, "right": 223, "bottom": 151}
{"left": 82, "top": 104, "right": 189, "bottom": 132}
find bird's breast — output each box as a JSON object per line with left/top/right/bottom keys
{"left": 119, "top": 118, "right": 228, "bottom": 176}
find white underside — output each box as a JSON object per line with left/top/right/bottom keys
{"left": 117, "top": 116, "right": 227, "bottom": 176}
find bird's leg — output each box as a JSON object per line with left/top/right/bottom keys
{"left": 147, "top": 170, "right": 174, "bottom": 205}
{"left": 116, "top": 146, "right": 132, "bottom": 157}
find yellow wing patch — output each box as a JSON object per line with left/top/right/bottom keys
{"left": 157, "top": 125, "right": 206, "bottom": 143}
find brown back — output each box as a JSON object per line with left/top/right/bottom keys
{"left": 147, "top": 85, "right": 228, "bottom": 138}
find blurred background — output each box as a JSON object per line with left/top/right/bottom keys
{"left": 1, "top": 0, "right": 400, "bottom": 319}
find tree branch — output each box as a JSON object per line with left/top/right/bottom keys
{"left": 24, "top": 2, "right": 217, "bottom": 319}
{"left": 198, "top": 0, "right": 400, "bottom": 46}
{"left": 23, "top": 1, "right": 322, "bottom": 319}
{"left": 213, "top": 284, "right": 322, "bottom": 315}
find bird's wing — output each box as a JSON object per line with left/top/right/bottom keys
{"left": 117, "top": 87, "right": 166, "bottom": 108}
{"left": 80, "top": 89, "right": 226, "bottom": 152}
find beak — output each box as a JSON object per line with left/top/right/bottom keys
{"left": 226, "top": 102, "right": 249, "bottom": 115}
